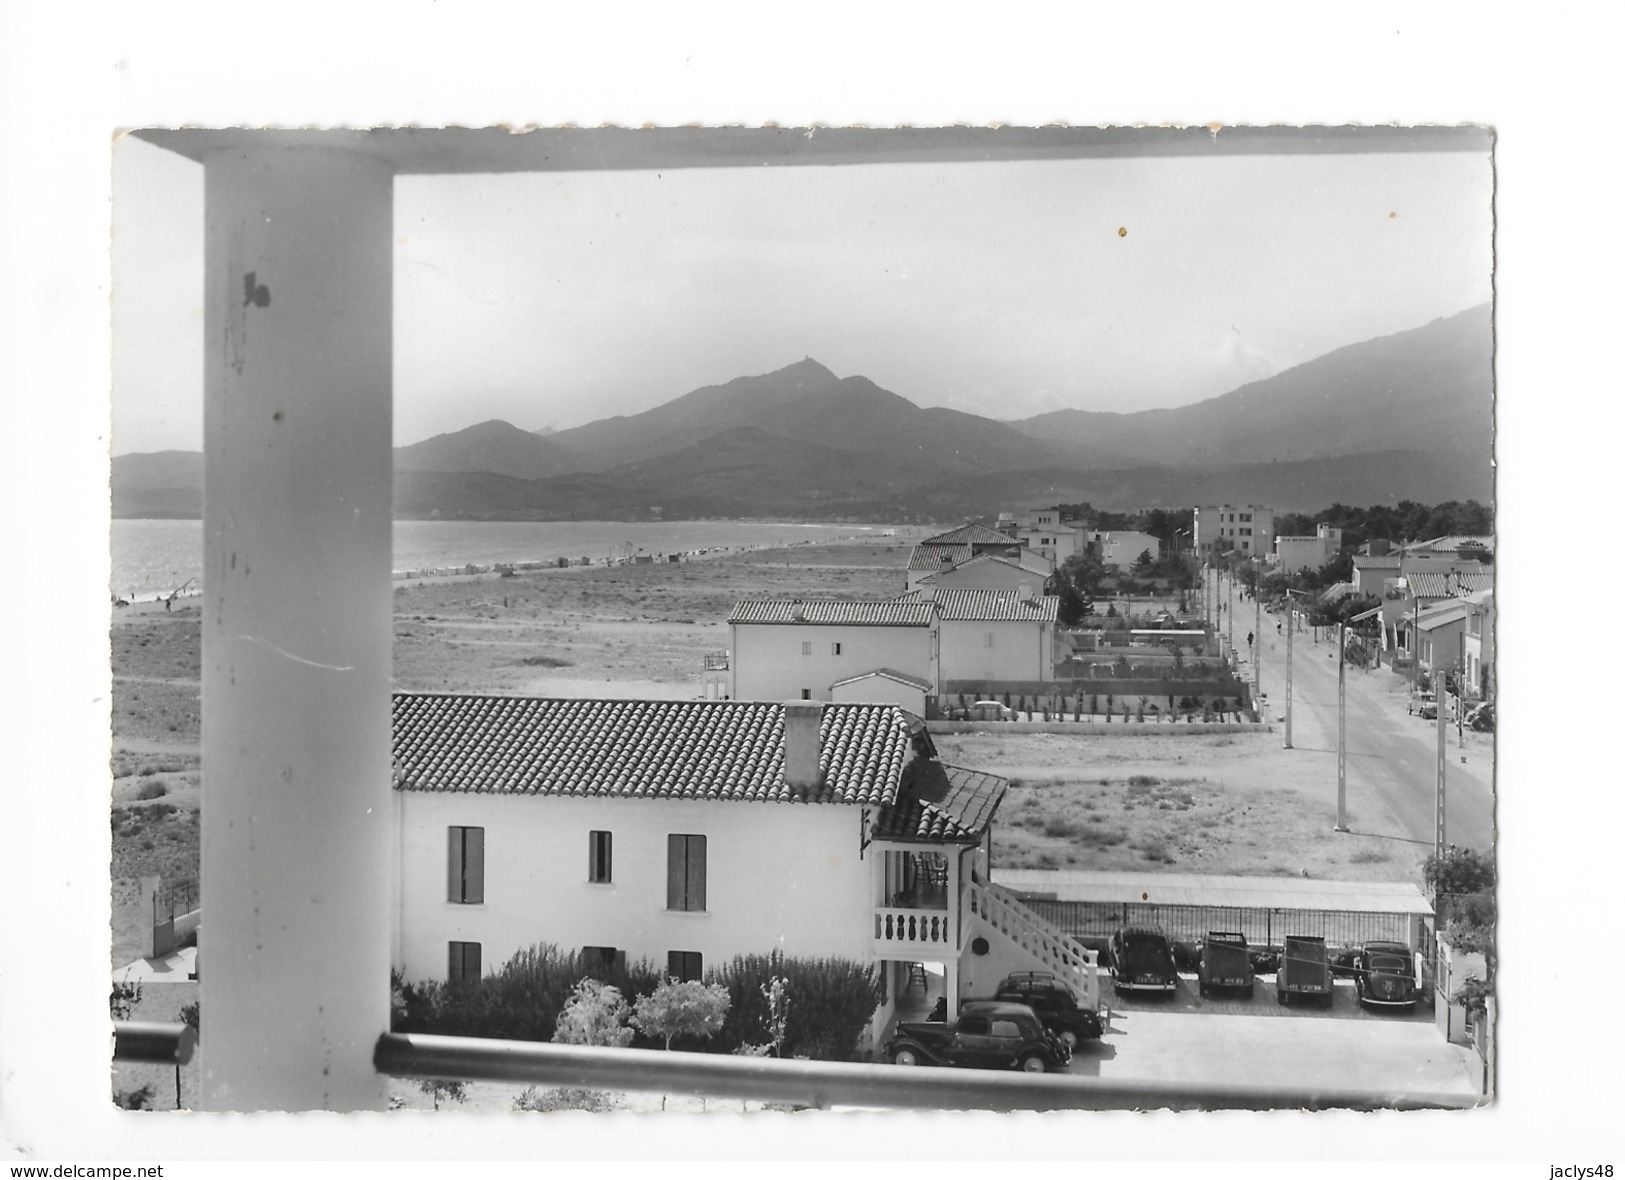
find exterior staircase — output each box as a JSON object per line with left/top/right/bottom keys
{"left": 965, "top": 874, "right": 1100, "bottom": 1012}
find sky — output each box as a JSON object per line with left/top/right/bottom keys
{"left": 111, "top": 136, "right": 1492, "bottom": 453}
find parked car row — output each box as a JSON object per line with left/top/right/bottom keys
{"left": 883, "top": 932, "right": 1425, "bottom": 1072}
{"left": 1107, "top": 926, "right": 1419, "bottom": 1013}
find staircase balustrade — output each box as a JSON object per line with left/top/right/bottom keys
{"left": 967, "top": 878, "right": 1099, "bottom": 1011}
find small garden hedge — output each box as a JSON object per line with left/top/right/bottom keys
{"left": 708, "top": 951, "right": 881, "bottom": 1061}
{"left": 394, "top": 944, "right": 880, "bottom": 1061}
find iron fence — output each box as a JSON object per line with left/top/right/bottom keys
{"left": 1016, "top": 898, "right": 1413, "bottom": 950}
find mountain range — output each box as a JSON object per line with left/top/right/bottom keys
{"left": 113, "top": 303, "right": 1493, "bottom": 521}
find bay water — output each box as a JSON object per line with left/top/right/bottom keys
{"left": 112, "top": 518, "right": 912, "bottom": 602}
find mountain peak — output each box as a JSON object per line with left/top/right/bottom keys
{"left": 774, "top": 357, "right": 837, "bottom": 381}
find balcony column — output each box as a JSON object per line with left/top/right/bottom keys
{"left": 199, "top": 146, "right": 394, "bottom": 1110}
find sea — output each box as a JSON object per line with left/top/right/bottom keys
{"left": 111, "top": 518, "right": 914, "bottom": 602}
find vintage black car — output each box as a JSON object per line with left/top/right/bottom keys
{"left": 1196, "top": 931, "right": 1256, "bottom": 998}
{"left": 1110, "top": 926, "right": 1178, "bottom": 995}
{"left": 885, "top": 1000, "right": 1071, "bottom": 1073}
{"left": 991, "top": 971, "right": 1103, "bottom": 1049}
{"left": 1355, "top": 940, "right": 1418, "bottom": 1010}
{"left": 1276, "top": 934, "right": 1334, "bottom": 1007}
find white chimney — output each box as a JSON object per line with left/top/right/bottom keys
{"left": 1018, "top": 582, "right": 1033, "bottom": 605}
{"left": 782, "top": 700, "right": 823, "bottom": 797}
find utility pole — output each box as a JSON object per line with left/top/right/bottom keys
{"left": 1284, "top": 590, "right": 1297, "bottom": 749}
{"left": 1435, "top": 659, "right": 1448, "bottom": 859}
{"left": 1253, "top": 558, "right": 1263, "bottom": 702}
{"left": 1336, "top": 620, "right": 1349, "bottom": 832}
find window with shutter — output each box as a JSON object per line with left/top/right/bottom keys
{"left": 447, "top": 826, "right": 484, "bottom": 904}
{"left": 448, "top": 941, "right": 481, "bottom": 981}
{"left": 580, "top": 945, "right": 622, "bottom": 975}
{"left": 588, "top": 830, "right": 612, "bottom": 883}
{"left": 667, "top": 950, "right": 703, "bottom": 982}
{"left": 666, "top": 834, "right": 707, "bottom": 912}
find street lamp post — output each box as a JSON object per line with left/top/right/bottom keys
{"left": 1336, "top": 619, "right": 1349, "bottom": 832}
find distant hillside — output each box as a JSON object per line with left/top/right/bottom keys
{"left": 1013, "top": 303, "right": 1493, "bottom": 466}
{"left": 112, "top": 306, "right": 1495, "bottom": 521}
{"left": 393, "top": 418, "right": 584, "bottom": 480}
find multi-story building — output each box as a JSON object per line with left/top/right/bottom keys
{"left": 1194, "top": 504, "right": 1276, "bottom": 556}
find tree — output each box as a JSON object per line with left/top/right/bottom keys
{"left": 632, "top": 979, "right": 731, "bottom": 1050}
{"left": 1051, "top": 575, "right": 1088, "bottom": 626}
{"left": 553, "top": 978, "right": 634, "bottom": 1048}
{"left": 1060, "top": 550, "right": 1107, "bottom": 599}
{"left": 418, "top": 1078, "right": 467, "bottom": 1110}
{"left": 1131, "top": 548, "right": 1156, "bottom": 578}
{"left": 1423, "top": 846, "right": 1495, "bottom": 896}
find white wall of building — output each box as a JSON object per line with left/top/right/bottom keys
{"left": 394, "top": 791, "right": 873, "bottom": 984}
{"left": 938, "top": 618, "right": 1053, "bottom": 683}
{"left": 730, "top": 623, "right": 936, "bottom": 701}
{"left": 1094, "top": 530, "right": 1162, "bottom": 568}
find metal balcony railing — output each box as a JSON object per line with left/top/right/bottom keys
{"left": 114, "top": 1022, "right": 1483, "bottom": 1112}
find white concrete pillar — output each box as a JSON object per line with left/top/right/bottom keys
{"left": 199, "top": 146, "right": 394, "bottom": 1110}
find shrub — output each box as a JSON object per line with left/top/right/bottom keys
{"left": 114, "top": 1085, "right": 156, "bottom": 1111}
{"left": 709, "top": 952, "right": 880, "bottom": 1061}
{"left": 137, "top": 781, "right": 167, "bottom": 801}
{"left": 514, "top": 1086, "right": 619, "bottom": 1113}
{"left": 394, "top": 943, "right": 663, "bottom": 1043}
{"left": 553, "top": 979, "right": 634, "bottom": 1048}
{"left": 417, "top": 1078, "right": 467, "bottom": 1110}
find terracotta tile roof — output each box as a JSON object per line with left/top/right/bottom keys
{"left": 1403, "top": 572, "right": 1494, "bottom": 600}
{"left": 919, "top": 552, "right": 1036, "bottom": 577}
{"left": 871, "top": 762, "right": 1008, "bottom": 843}
{"left": 923, "top": 523, "right": 1014, "bottom": 546}
{"left": 898, "top": 587, "right": 1059, "bottom": 622}
{"left": 1402, "top": 535, "right": 1494, "bottom": 554}
{"left": 1353, "top": 554, "right": 1402, "bottom": 569}
{"left": 392, "top": 694, "right": 913, "bottom": 806}
{"left": 830, "top": 668, "right": 934, "bottom": 692}
{"left": 907, "top": 542, "right": 974, "bottom": 572}
{"left": 727, "top": 598, "right": 935, "bottom": 626}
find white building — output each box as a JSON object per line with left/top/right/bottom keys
{"left": 1089, "top": 530, "right": 1162, "bottom": 569}
{"left": 1194, "top": 504, "right": 1276, "bottom": 556}
{"left": 1274, "top": 524, "right": 1342, "bottom": 573}
{"left": 901, "top": 586, "right": 1060, "bottom": 685}
{"left": 391, "top": 693, "right": 1099, "bottom": 1048}
{"left": 727, "top": 598, "right": 938, "bottom": 702}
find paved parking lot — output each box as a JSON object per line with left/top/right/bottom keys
{"left": 1105, "top": 971, "right": 1434, "bottom": 1023}
{"left": 1066, "top": 973, "right": 1479, "bottom": 1099}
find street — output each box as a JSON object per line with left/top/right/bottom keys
{"left": 1215, "top": 571, "right": 1495, "bottom": 858}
